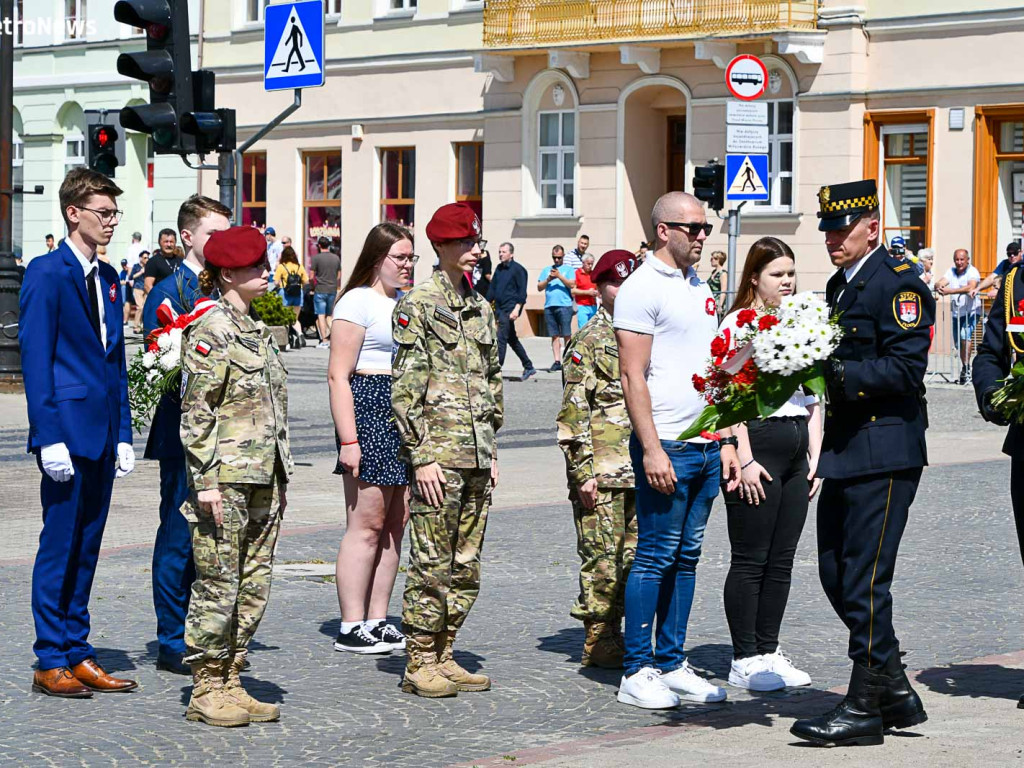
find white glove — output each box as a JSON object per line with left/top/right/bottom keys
{"left": 41, "top": 443, "right": 74, "bottom": 483}
{"left": 115, "top": 443, "right": 136, "bottom": 478}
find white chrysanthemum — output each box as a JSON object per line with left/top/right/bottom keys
{"left": 168, "top": 327, "right": 183, "bottom": 352}
{"left": 158, "top": 350, "right": 178, "bottom": 371}
{"left": 156, "top": 333, "right": 172, "bottom": 351}
{"left": 142, "top": 351, "right": 157, "bottom": 369}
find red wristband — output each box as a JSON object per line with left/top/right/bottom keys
{"left": 340, "top": 440, "right": 358, "bottom": 446}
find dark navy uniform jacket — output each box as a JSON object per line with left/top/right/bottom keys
{"left": 143, "top": 267, "right": 202, "bottom": 461}
{"left": 818, "top": 245, "right": 935, "bottom": 480}
{"left": 973, "top": 265, "right": 1024, "bottom": 456}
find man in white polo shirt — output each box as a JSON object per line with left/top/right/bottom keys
{"left": 614, "top": 191, "right": 741, "bottom": 709}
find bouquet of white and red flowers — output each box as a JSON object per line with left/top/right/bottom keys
{"left": 127, "top": 297, "right": 217, "bottom": 431}
{"left": 679, "top": 292, "right": 842, "bottom": 440}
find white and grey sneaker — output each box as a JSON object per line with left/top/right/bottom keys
{"left": 660, "top": 661, "right": 728, "bottom": 702}
{"left": 617, "top": 667, "right": 680, "bottom": 710}
{"left": 370, "top": 621, "right": 406, "bottom": 651}
{"left": 333, "top": 624, "right": 392, "bottom": 655}
{"left": 762, "top": 648, "right": 812, "bottom": 687}
{"left": 728, "top": 655, "right": 786, "bottom": 691}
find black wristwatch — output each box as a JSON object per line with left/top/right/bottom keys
{"left": 719, "top": 436, "right": 739, "bottom": 449}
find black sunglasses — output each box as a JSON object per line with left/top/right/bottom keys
{"left": 663, "top": 221, "right": 714, "bottom": 237}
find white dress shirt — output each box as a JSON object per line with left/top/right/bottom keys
{"left": 182, "top": 258, "right": 202, "bottom": 278}
{"left": 66, "top": 238, "right": 107, "bottom": 349}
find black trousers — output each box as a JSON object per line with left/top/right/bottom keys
{"left": 1010, "top": 455, "right": 1024, "bottom": 566}
{"left": 817, "top": 467, "right": 921, "bottom": 669}
{"left": 496, "top": 309, "right": 533, "bottom": 369}
{"left": 723, "top": 417, "right": 809, "bottom": 659}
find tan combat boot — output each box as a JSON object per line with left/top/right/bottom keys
{"left": 582, "top": 620, "right": 624, "bottom": 669}
{"left": 185, "top": 658, "right": 250, "bottom": 727}
{"left": 436, "top": 630, "right": 491, "bottom": 691}
{"left": 401, "top": 634, "right": 458, "bottom": 698}
{"left": 223, "top": 650, "right": 280, "bottom": 722}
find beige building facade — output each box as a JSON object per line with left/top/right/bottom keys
{"left": 201, "top": 0, "right": 1024, "bottom": 333}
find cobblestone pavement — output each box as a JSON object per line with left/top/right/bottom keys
{"left": 1, "top": 350, "right": 1021, "bottom": 766}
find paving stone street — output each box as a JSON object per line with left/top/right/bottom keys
{"left": 2, "top": 345, "right": 1023, "bottom": 766}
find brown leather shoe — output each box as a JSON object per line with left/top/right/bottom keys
{"left": 32, "top": 667, "right": 93, "bottom": 698}
{"left": 70, "top": 659, "right": 138, "bottom": 693}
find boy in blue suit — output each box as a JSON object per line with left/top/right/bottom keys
{"left": 143, "top": 195, "right": 231, "bottom": 675}
{"left": 19, "top": 168, "right": 138, "bottom": 697}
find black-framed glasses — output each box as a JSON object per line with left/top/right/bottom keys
{"left": 388, "top": 253, "right": 420, "bottom": 266}
{"left": 663, "top": 221, "right": 713, "bottom": 237}
{"left": 78, "top": 207, "right": 123, "bottom": 224}
{"left": 456, "top": 237, "right": 487, "bottom": 251}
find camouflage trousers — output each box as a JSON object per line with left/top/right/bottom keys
{"left": 570, "top": 487, "right": 637, "bottom": 622}
{"left": 403, "top": 467, "right": 491, "bottom": 635}
{"left": 181, "top": 482, "right": 283, "bottom": 661}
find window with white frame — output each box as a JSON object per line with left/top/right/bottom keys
{"left": 64, "top": 0, "right": 87, "bottom": 41}
{"left": 326, "top": 0, "right": 342, "bottom": 14}
{"left": 246, "top": 0, "right": 270, "bottom": 23}
{"left": 13, "top": 133, "right": 23, "bottom": 167}
{"left": 538, "top": 111, "right": 575, "bottom": 213}
{"left": 65, "top": 134, "right": 85, "bottom": 171}
{"left": 391, "top": 0, "right": 417, "bottom": 9}
{"left": 754, "top": 99, "right": 794, "bottom": 211}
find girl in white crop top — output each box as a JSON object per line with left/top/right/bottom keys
{"left": 326, "top": 223, "right": 416, "bottom": 654}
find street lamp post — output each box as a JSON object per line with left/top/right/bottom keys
{"left": 0, "top": 0, "right": 23, "bottom": 379}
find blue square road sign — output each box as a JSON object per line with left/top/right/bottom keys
{"left": 726, "top": 154, "right": 770, "bottom": 202}
{"left": 265, "top": 1, "right": 326, "bottom": 92}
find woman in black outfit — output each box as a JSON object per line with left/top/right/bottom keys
{"left": 718, "top": 237, "right": 822, "bottom": 692}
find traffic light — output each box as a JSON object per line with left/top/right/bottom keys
{"left": 88, "top": 123, "right": 120, "bottom": 177}
{"left": 114, "top": 0, "right": 194, "bottom": 155}
{"left": 180, "top": 70, "right": 237, "bottom": 154}
{"left": 693, "top": 163, "right": 725, "bottom": 212}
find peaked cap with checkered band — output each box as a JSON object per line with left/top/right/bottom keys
{"left": 817, "top": 179, "right": 879, "bottom": 232}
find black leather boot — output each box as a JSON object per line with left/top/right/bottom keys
{"left": 880, "top": 652, "right": 927, "bottom": 730}
{"left": 790, "top": 663, "right": 885, "bottom": 747}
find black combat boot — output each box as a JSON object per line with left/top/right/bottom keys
{"left": 879, "top": 651, "right": 927, "bottom": 730}
{"left": 790, "top": 663, "right": 885, "bottom": 747}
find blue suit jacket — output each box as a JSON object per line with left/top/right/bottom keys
{"left": 19, "top": 242, "right": 132, "bottom": 459}
{"left": 143, "top": 267, "right": 201, "bottom": 461}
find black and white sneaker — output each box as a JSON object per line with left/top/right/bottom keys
{"left": 333, "top": 624, "right": 392, "bottom": 655}
{"left": 370, "top": 622, "right": 406, "bottom": 651}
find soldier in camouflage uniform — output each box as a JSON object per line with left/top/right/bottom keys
{"left": 178, "top": 227, "right": 293, "bottom": 727}
{"left": 557, "top": 250, "right": 641, "bottom": 669}
{"left": 391, "top": 203, "right": 503, "bottom": 698}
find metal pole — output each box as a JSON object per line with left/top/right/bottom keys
{"left": 0, "top": 0, "right": 22, "bottom": 379}
{"left": 233, "top": 89, "right": 302, "bottom": 219}
{"left": 725, "top": 201, "right": 747, "bottom": 297}
{"left": 217, "top": 151, "right": 236, "bottom": 218}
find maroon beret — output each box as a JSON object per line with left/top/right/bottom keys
{"left": 204, "top": 226, "right": 268, "bottom": 270}
{"left": 425, "top": 202, "right": 482, "bottom": 244}
{"left": 591, "top": 249, "right": 640, "bottom": 284}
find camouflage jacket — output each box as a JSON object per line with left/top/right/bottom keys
{"left": 179, "top": 298, "right": 293, "bottom": 490}
{"left": 556, "top": 307, "right": 634, "bottom": 489}
{"left": 392, "top": 270, "right": 503, "bottom": 469}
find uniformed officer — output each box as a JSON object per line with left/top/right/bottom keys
{"left": 391, "top": 202, "right": 503, "bottom": 698}
{"left": 179, "top": 226, "right": 293, "bottom": 727}
{"left": 556, "top": 249, "right": 639, "bottom": 669}
{"left": 973, "top": 255, "right": 1024, "bottom": 709}
{"left": 791, "top": 180, "right": 935, "bottom": 747}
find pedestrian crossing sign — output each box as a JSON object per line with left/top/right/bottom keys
{"left": 264, "top": 1, "right": 325, "bottom": 92}
{"left": 726, "top": 154, "right": 770, "bottom": 202}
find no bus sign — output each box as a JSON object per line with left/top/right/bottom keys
{"left": 725, "top": 55, "right": 769, "bottom": 101}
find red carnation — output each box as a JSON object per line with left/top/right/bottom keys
{"left": 692, "top": 374, "right": 707, "bottom": 392}
{"left": 758, "top": 315, "right": 780, "bottom": 331}
{"left": 710, "top": 335, "right": 728, "bottom": 358}
{"left": 1018, "top": 299, "right": 1024, "bottom": 314}
{"left": 700, "top": 430, "right": 721, "bottom": 441}
{"left": 736, "top": 309, "right": 757, "bottom": 327}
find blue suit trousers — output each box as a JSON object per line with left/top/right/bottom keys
{"left": 153, "top": 458, "right": 194, "bottom": 657}
{"left": 32, "top": 450, "right": 116, "bottom": 670}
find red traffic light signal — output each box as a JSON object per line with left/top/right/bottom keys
{"left": 95, "top": 126, "right": 114, "bottom": 149}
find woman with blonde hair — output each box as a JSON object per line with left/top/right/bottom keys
{"left": 328, "top": 223, "right": 415, "bottom": 654}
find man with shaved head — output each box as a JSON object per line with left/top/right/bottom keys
{"left": 613, "top": 191, "right": 741, "bottom": 709}
{"left": 936, "top": 248, "right": 981, "bottom": 385}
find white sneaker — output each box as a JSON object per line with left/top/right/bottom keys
{"left": 762, "top": 648, "right": 812, "bottom": 687}
{"left": 660, "top": 660, "right": 727, "bottom": 703}
{"left": 617, "top": 667, "right": 680, "bottom": 709}
{"left": 317, "top": 340, "right": 331, "bottom": 349}
{"left": 728, "top": 655, "right": 786, "bottom": 691}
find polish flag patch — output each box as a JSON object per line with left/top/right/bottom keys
{"left": 397, "top": 312, "right": 410, "bottom": 328}
{"left": 571, "top": 351, "right": 583, "bottom": 365}
{"left": 195, "top": 340, "right": 212, "bottom": 357}
{"left": 109, "top": 283, "right": 118, "bottom": 303}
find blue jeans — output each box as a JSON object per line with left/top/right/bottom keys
{"left": 623, "top": 435, "right": 721, "bottom": 677}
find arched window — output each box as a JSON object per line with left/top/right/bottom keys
{"left": 522, "top": 71, "right": 579, "bottom": 217}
